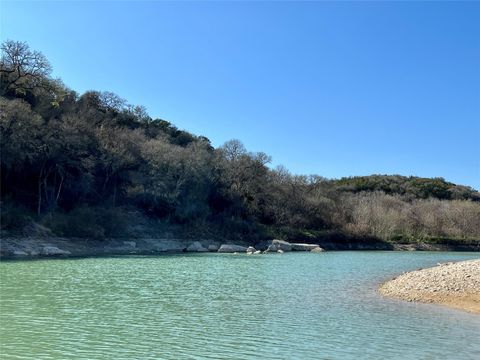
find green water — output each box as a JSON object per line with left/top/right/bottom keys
{"left": 1, "top": 252, "right": 479, "bottom": 359}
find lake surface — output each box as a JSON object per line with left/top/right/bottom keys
{"left": 1, "top": 252, "right": 479, "bottom": 359}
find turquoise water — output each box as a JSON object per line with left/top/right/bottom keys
{"left": 1, "top": 252, "right": 479, "bottom": 359}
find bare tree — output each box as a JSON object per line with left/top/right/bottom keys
{"left": 0, "top": 40, "right": 52, "bottom": 95}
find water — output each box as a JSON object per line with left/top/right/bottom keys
{"left": 1, "top": 252, "right": 479, "bottom": 360}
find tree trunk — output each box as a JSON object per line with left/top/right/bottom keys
{"left": 37, "top": 164, "right": 44, "bottom": 216}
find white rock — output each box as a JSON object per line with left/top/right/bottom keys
{"left": 218, "top": 244, "right": 248, "bottom": 253}
{"left": 246, "top": 246, "right": 256, "bottom": 254}
{"left": 291, "top": 243, "right": 321, "bottom": 251}
{"left": 311, "top": 247, "right": 325, "bottom": 253}
{"left": 272, "top": 239, "right": 292, "bottom": 252}
{"left": 277, "top": 249, "right": 284, "bottom": 254}
{"left": 253, "top": 250, "right": 262, "bottom": 255}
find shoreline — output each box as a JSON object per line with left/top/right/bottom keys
{"left": 1, "top": 235, "right": 478, "bottom": 260}
{"left": 379, "top": 259, "right": 480, "bottom": 314}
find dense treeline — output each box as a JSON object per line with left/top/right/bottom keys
{"left": 1, "top": 41, "right": 479, "bottom": 243}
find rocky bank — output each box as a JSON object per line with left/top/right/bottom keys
{"left": 0, "top": 237, "right": 326, "bottom": 259}
{"left": 379, "top": 259, "right": 480, "bottom": 314}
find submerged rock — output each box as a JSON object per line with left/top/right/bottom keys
{"left": 186, "top": 241, "right": 208, "bottom": 252}
{"left": 218, "top": 244, "right": 248, "bottom": 253}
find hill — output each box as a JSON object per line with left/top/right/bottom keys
{"left": 1, "top": 40, "right": 479, "bottom": 248}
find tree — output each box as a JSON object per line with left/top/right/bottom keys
{"left": 0, "top": 40, "right": 52, "bottom": 96}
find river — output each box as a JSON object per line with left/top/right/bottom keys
{"left": 1, "top": 251, "right": 479, "bottom": 359}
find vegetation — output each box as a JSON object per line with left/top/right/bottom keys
{"left": 2, "top": 40, "right": 479, "bottom": 244}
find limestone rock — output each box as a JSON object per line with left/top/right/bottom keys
{"left": 311, "top": 246, "right": 325, "bottom": 253}
{"left": 208, "top": 244, "right": 219, "bottom": 252}
{"left": 42, "top": 246, "right": 71, "bottom": 256}
{"left": 218, "top": 244, "right": 248, "bottom": 253}
{"left": 265, "top": 244, "right": 278, "bottom": 252}
{"left": 291, "top": 243, "right": 321, "bottom": 251}
{"left": 186, "top": 241, "right": 209, "bottom": 252}
{"left": 151, "top": 239, "right": 186, "bottom": 252}
{"left": 13, "top": 250, "right": 28, "bottom": 256}
{"left": 246, "top": 246, "right": 256, "bottom": 254}
{"left": 272, "top": 239, "right": 292, "bottom": 252}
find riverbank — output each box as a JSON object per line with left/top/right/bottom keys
{"left": 379, "top": 259, "right": 480, "bottom": 314}
{"left": 1, "top": 235, "right": 478, "bottom": 260}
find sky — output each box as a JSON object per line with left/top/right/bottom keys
{"left": 1, "top": 1, "right": 479, "bottom": 189}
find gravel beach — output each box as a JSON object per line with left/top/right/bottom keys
{"left": 379, "top": 259, "right": 480, "bottom": 314}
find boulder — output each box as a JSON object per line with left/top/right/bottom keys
{"left": 311, "top": 246, "right": 326, "bottom": 253}
{"left": 207, "top": 244, "right": 220, "bottom": 252}
{"left": 218, "top": 244, "right": 248, "bottom": 253}
{"left": 291, "top": 243, "right": 321, "bottom": 251}
{"left": 246, "top": 246, "right": 256, "bottom": 254}
{"left": 272, "top": 239, "right": 292, "bottom": 251}
{"left": 253, "top": 250, "right": 262, "bottom": 255}
{"left": 13, "top": 250, "right": 28, "bottom": 256}
{"left": 277, "top": 249, "right": 284, "bottom": 254}
{"left": 42, "top": 246, "right": 71, "bottom": 256}
{"left": 186, "top": 241, "right": 209, "bottom": 252}
{"left": 265, "top": 244, "right": 278, "bottom": 252}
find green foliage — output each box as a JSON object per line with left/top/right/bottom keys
{"left": 332, "top": 175, "right": 479, "bottom": 201}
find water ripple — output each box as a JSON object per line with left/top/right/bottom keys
{"left": 1, "top": 252, "right": 480, "bottom": 359}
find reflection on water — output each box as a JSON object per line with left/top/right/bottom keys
{"left": 1, "top": 251, "right": 479, "bottom": 359}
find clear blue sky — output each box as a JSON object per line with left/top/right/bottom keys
{"left": 2, "top": 1, "right": 479, "bottom": 189}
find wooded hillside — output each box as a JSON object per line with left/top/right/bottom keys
{"left": 2, "top": 41, "right": 479, "bottom": 243}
